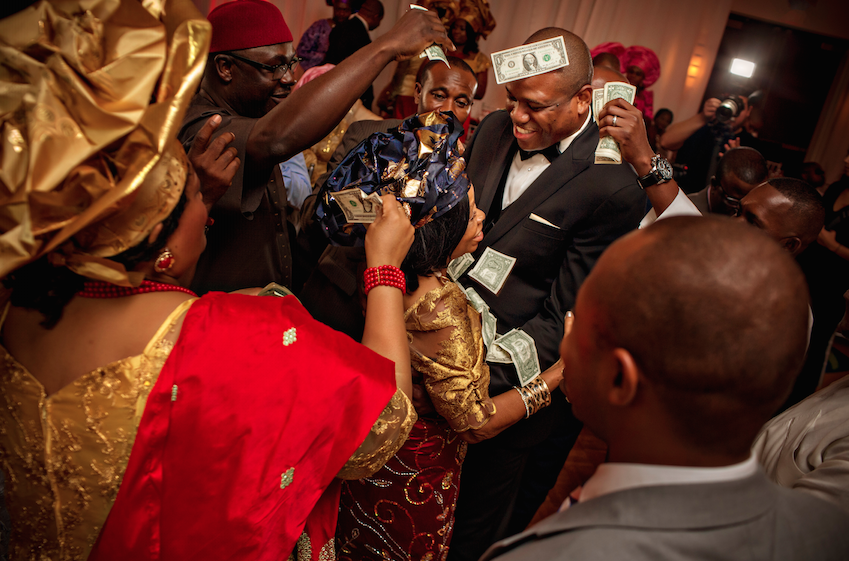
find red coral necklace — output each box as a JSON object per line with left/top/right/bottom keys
{"left": 77, "top": 280, "right": 197, "bottom": 298}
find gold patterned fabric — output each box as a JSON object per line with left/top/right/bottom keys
{"left": 338, "top": 389, "right": 416, "bottom": 480}
{"left": 0, "top": 0, "right": 210, "bottom": 285}
{"left": 405, "top": 278, "right": 495, "bottom": 432}
{"left": 0, "top": 298, "right": 193, "bottom": 561}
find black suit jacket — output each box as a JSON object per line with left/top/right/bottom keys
{"left": 462, "top": 110, "right": 645, "bottom": 398}
{"left": 324, "top": 17, "right": 373, "bottom": 107}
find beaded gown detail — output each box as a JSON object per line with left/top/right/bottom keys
{"left": 337, "top": 280, "right": 495, "bottom": 561}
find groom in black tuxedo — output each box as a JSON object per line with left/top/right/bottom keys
{"left": 448, "top": 27, "right": 646, "bottom": 560}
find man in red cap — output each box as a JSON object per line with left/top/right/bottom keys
{"left": 179, "top": 0, "right": 451, "bottom": 295}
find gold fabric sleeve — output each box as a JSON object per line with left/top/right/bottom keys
{"left": 338, "top": 388, "right": 417, "bottom": 480}
{"left": 405, "top": 280, "right": 496, "bottom": 433}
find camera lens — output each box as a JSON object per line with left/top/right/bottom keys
{"left": 715, "top": 98, "right": 739, "bottom": 123}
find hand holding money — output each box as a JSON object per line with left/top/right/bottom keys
{"left": 593, "top": 82, "right": 636, "bottom": 164}
{"left": 364, "top": 194, "right": 415, "bottom": 269}
{"left": 379, "top": 5, "right": 454, "bottom": 63}
{"left": 597, "top": 97, "right": 655, "bottom": 175}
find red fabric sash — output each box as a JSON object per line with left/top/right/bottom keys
{"left": 89, "top": 293, "right": 396, "bottom": 560}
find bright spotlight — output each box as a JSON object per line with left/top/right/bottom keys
{"left": 730, "top": 58, "right": 755, "bottom": 77}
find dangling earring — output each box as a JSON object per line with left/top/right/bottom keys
{"left": 154, "top": 248, "right": 175, "bottom": 273}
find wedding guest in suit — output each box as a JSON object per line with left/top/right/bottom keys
{"left": 324, "top": 0, "right": 385, "bottom": 108}
{"left": 481, "top": 216, "right": 849, "bottom": 561}
{"left": 448, "top": 27, "right": 645, "bottom": 560}
{"left": 299, "top": 57, "right": 478, "bottom": 340}
{"left": 688, "top": 146, "right": 767, "bottom": 216}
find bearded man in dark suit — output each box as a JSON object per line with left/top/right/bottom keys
{"left": 448, "top": 27, "right": 646, "bottom": 560}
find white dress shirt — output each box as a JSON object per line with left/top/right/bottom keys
{"left": 502, "top": 113, "right": 593, "bottom": 209}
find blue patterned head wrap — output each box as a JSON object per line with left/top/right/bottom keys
{"left": 315, "top": 110, "right": 471, "bottom": 246}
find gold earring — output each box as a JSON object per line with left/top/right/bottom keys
{"left": 154, "top": 248, "right": 175, "bottom": 273}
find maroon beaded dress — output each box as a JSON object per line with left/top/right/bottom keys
{"left": 337, "top": 280, "right": 495, "bottom": 561}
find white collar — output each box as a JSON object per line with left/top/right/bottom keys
{"left": 556, "top": 112, "right": 593, "bottom": 154}
{"left": 579, "top": 455, "right": 759, "bottom": 503}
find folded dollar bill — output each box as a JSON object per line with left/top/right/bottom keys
{"left": 410, "top": 4, "right": 450, "bottom": 66}
{"left": 332, "top": 188, "right": 380, "bottom": 224}
{"left": 491, "top": 37, "right": 569, "bottom": 84}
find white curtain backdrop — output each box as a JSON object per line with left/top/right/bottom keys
{"left": 194, "top": 0, "right": 849, "bottom": 180}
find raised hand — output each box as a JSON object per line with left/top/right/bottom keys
{"left": 377, "top": 7, "right": 455, "bottom": 62}
{"left": 186, "top": 115, "right": 240, "bottom": 211}
{"left": 365, "top": 195, "right": 415, "bottom": 268}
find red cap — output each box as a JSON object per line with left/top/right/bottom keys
{"left": 208, "top": 0, "right": 293, "bottom": 53}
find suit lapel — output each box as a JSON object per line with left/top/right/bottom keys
{"left": 483, "top": 122, "right": 597, "bottom": 246}
{"left": 476, "top": 118, "right": 518, "bottom": 217}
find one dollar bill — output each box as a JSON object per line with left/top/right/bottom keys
{"left": 494, "top": 329, "right": 541, "bottom": 385}
{"left": 595, "top": 81, "right": 637, "bottom": 165}
{"left": 410, "top": 4, "right": 450, "bottom": 67}
{"left": 332, "top": 188, "right": 381, "bottom": 224}
{"left": 491, "top": 37, "right": 569, "bottom": 84}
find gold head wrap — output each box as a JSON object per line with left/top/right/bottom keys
{"left": 0, "top": 0, "right": 211, "bottom": 285}
{"left": 458, "top": 0, "right": 496, "bottom": 39}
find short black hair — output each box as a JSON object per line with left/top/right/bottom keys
{"left": 416, "top": 56, "right": 478, "bottom": 87}
{"left": 654, "top": 108, "right": 673, "bottom": 121}
{"left": 401, "top": 193, "right": 470, "bottom": 293}
{"left": 716, "top": 146, "right": 768, "bottom": 186}
{"left": 524, "top": 28, "right": 592, "bottom": 96}
{"left": 768, "top": 177, "right": 825, "bottom": 244}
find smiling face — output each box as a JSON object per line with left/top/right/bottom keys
{"left": 505, "top": 71, "right": 591, "bottom": 151}
{"left": 451, "top": 184, "right": 485, "bottom": 260}
{"left": 223, "top": 42, "right": 297, "bottom": 118}
{"left": 415, "top": 63, "right": 477, "bottom": 123}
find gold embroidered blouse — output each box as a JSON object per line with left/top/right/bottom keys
{"left": 0, "top": 300, "right": 413, "bottom": 560}
{"left": 405, "top": 279, "right": 496, "bottom": 432}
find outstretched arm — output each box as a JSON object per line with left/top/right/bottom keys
{"left": 246, "top": 9, "right": 454, "bottom": 171}
{"left": 660, "top": 98, "right": 719, "bottom": 151}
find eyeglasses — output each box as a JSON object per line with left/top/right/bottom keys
{"left": 711, "top": 181, "right": 743, "bottom": 213}
{"left": 224, "top": 52, "right": 301, "bottom": 80}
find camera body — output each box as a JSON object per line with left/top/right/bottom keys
{"left": 715, "top": 95, "right": 745, "bottom": 123}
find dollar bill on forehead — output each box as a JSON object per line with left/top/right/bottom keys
{"left": 491, "top": 37, "right": 569, "bottom": 85}
{"left": 410, "top": 4, "right": 450, "bottom": 67}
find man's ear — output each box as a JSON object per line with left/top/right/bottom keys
{"left": 147, "top": 223, "right": 164, "bottom": 246}
{"left": 782, "top": 236, "right": 802, "bottom": 256}
{"left": 608, "top": 347, "right": 639, "bottom": 406}
{"left": 575, "top": 84, "right": 593, "bottom": 112}
{"left": 413, "top": 82, "right": 423, "bottom": 107}
{"left": 214, "top": 54, "right": 234, "bottom": 83}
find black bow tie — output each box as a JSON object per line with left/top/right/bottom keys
{"left": 518, "top": 145, "right": 561, "bottom": 162}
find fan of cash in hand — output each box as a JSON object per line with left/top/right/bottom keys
{"left": 593, "top": 81, "right": 636, "bottom": 164}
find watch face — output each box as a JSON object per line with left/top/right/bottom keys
{"left": 654, "top": 156, "right": 673, "bottom": 181}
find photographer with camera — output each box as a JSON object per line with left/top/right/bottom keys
{"left": 662, "top": 94, "right": 754, "bottom": 193}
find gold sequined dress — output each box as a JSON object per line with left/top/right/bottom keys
{"left": 337, "top": 280, "right": 495, "bottom": 561}
{"left": 0, "top": 295, "right": 414, "bottom": 561}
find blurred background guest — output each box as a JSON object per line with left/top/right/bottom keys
{"left": 620, "top": 45, "right": 661, "bottom": 120}
{"left": 647, "top": 107, "right": 673, "bottom": 155}
{"left": 296, "top": 0, "right": 352, "bottom": 71}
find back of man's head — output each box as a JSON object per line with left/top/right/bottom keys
{"left": 768, "top": 177, "right": 825, "bottom": 249}
{"left": 591, "top": 64, "right": 627, "bottom": 89}
{"left": 716, "top": 146, "right": 768, "bottom": 187}
{"left": 524, "top": 28, "right": 592, "bottom": 96}
{"left": 584, "top": 216, "right": 808, "bottom": 459}
{"left": 592, "top": 52, "right": 621, "bottom": 72}
{"left": 358, "top": 0, "right": 384, "bottom": 28}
